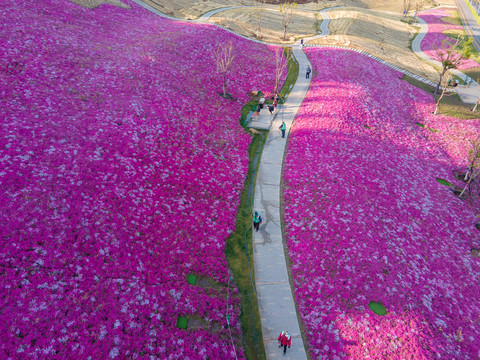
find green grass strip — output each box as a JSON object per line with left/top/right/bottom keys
{"left": 278, "top": 47, "right": 299, "bottom": 103}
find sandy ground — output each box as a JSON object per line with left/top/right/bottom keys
{"left": 68, "top": 0, "right": 130, "bottom": 9}
{"left": 210, "top": 7, "right": 319, "bottom": 43}
{"left": 141, "top": 0, "right": 251, "bottom": 19}
{"left": 135, "top": 0, "right": 457, "bottom": 19}
{"left": 309, "top": 7, "right": 441, "bottom": 82}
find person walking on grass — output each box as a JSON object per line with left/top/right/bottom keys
{"left": 279, "top": 121, "right": 286, "bottom": 138}
{"left": 278, "top": 330, "right": 291, "bottom": 354}
{"left": 253, "top": 211, "right": 262, "bottom": 232}
{"left": 306, "top": 65, "right": 311, "bottom": 79}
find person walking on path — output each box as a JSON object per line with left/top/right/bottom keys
{"left": 273, "top": 94, "right": 279, "bottom": 107}
{"left": 253, "top": 211, "right": 262, "bottom": 232}
{"left": 268, "top": 104, "right": 275, "bottom": 114}
{"left": 300, "top": 39, "right": 304, "bottom": 48}
{"left": 279, "top": 121, "right": 286, "bottom": 138}
{"left": 259, "top": 96, "right": 265, "bottom": 109}
{"left": 306, "top": 65, "right": 311, "bottom": 79}
{"left": 278, "top": 331, "right": 291, "bottom": 354}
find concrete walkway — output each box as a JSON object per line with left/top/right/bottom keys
{"left": 252, "top": 41, "right": 311, "bottom": 360}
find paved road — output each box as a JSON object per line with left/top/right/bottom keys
{"left": 456, "top": 0, "right": 480, "bottom": 52}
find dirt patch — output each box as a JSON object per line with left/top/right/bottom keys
{"left": 68, "top": 0, "right": 130, "bottom": 9}
{"left": 309, "top": 7, "right": 441, "bottom": 81}
{"left": 197, "top": 276, "right": 224, "bottom": 290}
{"left": 210, "top": 7, "right": 318, "bottom": 43}
{"left": 141, "top": 0, "right": 252, "bottom": 19}
{"left": 188, "top": 316, "right": 224, "bottom": 333}
{"left": 137, "top": 0, "right": 457, "bottom": 20}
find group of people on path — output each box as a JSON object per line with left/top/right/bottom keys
{"left": 254, "top": 94, "right": 279, "bottom": 117}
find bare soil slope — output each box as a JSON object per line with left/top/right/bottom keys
{"left": 310, "top": 7, "right": 441, "bottom": 82}
{"left": 210, "top": 7, "right": 318, "bottom": 43}
{"left": 141, "top": 0, "right": 251, "bottom": 19}
{"left": 68, "top": 0, "right": 130, "bottom": 8}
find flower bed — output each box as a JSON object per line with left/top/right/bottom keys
{"left": 283, "top": 47, "right": 480, "bottom": 359}
{"left": 418, "top": 8, "right": 480, "bottom": 70}
{"left": 0, "top": 0, "right": 283, "bottom": 358}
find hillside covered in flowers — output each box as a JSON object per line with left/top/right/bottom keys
{"left": 283, "top": 47, "right": 480, "bottom": 359}
{"left": 0, "top": 0, "right": 283, "bottom": 358}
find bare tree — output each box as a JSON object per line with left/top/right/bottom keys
{"left": 253, "top": 0, "right": 266, "bottom": 39}
{"left": 274, "top": 47, "right": 291, "bottom": 96}
{"left": 278, "top": 2, "right": 298, "bottom": 41}
{"left": 403, "top": 0, "right": 414, "bottom": 18}
{"left": 433, "top": 72, "right": 452, "bottom": 115}
{"left": 413, "top": 1, "right": 420, "bottom": 22}
{"left": 434, "top": 36, "right": 472, "bottom": 95}
{"left": 214, "top": 41, "right": 235, "bottom": 97}
{"left": 459, "top": 136, "right": 480, "bottom": 197}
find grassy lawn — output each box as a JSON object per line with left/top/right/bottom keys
{"left": 441, "top": 10, "right": 463, "bottom": 26}
{"left": 403, "top": 74, "right": 480, "bottom": 119}
{"left": 226, "top": 46, "right": 299, "bottom": 360}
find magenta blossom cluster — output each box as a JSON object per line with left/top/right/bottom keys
{"left": 0, "top": 0, "right": 284, "bottom": 358}
{"left": 283, "top": 47, "right": 480, "bottom": 359}
{"left": 419, "top": 8, "right": 480, "bottom": 70}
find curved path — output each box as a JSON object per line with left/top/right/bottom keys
{"left": 251, "top": 43, "right": 311, "bottom": 359}
{"left": 412, "top": 9, "right": 479, "bottom": 102}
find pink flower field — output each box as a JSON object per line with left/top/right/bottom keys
{"left": 283, "top": 47, "right": 480, "bottom": 359}
{"left": 0, "top": 0, "right": 283, "bottom": 358}
{"left": 419, "top": 8, "right": 480, "bottom": 70}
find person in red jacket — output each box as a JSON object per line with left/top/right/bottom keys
{"left": 278, "top": 330, "right": 291, "bottom": 354}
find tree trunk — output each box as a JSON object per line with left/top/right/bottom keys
{"left": 435, "top": 69, "right": 446, "bottom": 95}
{"left": 222, "top": 72, "right": 226, "bottom": 96}
{"left": 473, "top": 96, "right": 480, "bottom": 112}
{"left": 283, "top": 24, "right": 287, "bottom": 41}
{"left": 459, "top": 177, "right": 474, "bottom": 197}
